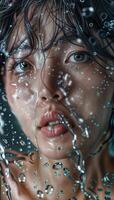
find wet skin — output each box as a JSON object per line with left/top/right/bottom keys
{"left": 1, "top": 11, "right": 114, "bottom": 200}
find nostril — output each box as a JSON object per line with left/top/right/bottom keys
{"left": 53, "top": 93, "right": 62, "bottom": 100}
{"left": 41, "top": 96, "right": 47, "bottom": 101}
{"left": 53, "top": 94, "right": 60, "bottom": 99}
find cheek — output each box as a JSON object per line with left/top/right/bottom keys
{"left": 6, "top": 83, "right": 39, "bottom": 140}
{"left": 69, "top": 70, "right": 113, "bottom": 131}
{"left": 5, "top": 79, "right": 38, "bottom": 124}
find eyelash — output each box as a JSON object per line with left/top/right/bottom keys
{"left": 66, "top": 51, "right": 92, "bottom": 64}
{"left": 11, "top": 51, "right": 92, "bottom": 76}
{"left": 12, "top": 61, "right": 33, "bottom": 76}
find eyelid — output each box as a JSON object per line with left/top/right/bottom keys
{"left": 11, "top": 59, "right": 36, "bottom": 75}
{"left": 65, "top": 50, "right": 91, "bottom": 63}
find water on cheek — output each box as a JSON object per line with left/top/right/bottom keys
{"left": 55, "top": 69, "right": 112, "bottom": 199}
{"left": 1, "top": 47, "right": 113, "bottom": 200}
{"left": 11, "top": 75, "right": 37, "bottom": 104}
{"left": 57, "top": 71, "right": 91, "bottom": 139}
{"left": 57, "top": 71, "right": 73, "bottom": 96}
{"left": 9, "top": 79, "right": 38, "bottom": 131}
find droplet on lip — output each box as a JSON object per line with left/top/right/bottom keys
{"left": 48, "top": 126, "right": 53, "bottom": 131}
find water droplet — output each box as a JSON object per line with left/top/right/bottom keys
{"left": 45, "top": 185, "right": 54, "bottom": 195}
{"left": 37, "top": 190, "right": 44, "bottom": 199}
{"left": 14, "top": 160, "right": 24, "bottom": 168}
{"left": 63, "top": 168, "right": 70, "bottom": 177}
{"left": 52, "top": 162, "right": 63, "bottom": 170}
{"left": 20, "top": 140, "right": 25, "bottom": 146}
{"left": 82, "top": 7, "right": 94, "bottom": 17}
{"left": 18, "top": 173, "right": 26, "bottom": 183}
{"left": 2, "top": 94, "right": 7, "bottom": 102}
{"left": 100, "top": 12, "right": 108, "bottom": 21}
{"left": 54, "top": 171, "right": 61, "bottom": 176}
{"left": 89, "top": 22, "right": 94, "bottom": 28}
{"left": 5, "top": 168, "right": 10, "bottom": 177}
{"left": 68, "top": 197, "right": 77, "bottom": 200}
{"left": 99, "top": 30, "right": 109, "bottom": 38}
{"left": 0, "top": 115, "right": 4, "bottom": 135}
{"left": 80, "top": 0, "right": 85, "bottom": 2}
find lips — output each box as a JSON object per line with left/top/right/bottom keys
{"left": 38, "top": 111, "right": 69, "bottom": 138}
{"left": 38, "top": 111, "right": 61, "bottom": 128}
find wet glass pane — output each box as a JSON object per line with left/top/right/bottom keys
{"left": 0, "top": 1, "right": 114, "bottom": 200}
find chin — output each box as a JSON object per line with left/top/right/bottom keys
{"left": 34, "top": 130, "right": 73, "bottom": 160}
{"left": 39, "top": 143, "right": 72, "bottom": 160}
{"left": 38, "top": 147, "right": 72, "bottom": 160}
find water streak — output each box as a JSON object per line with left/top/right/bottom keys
{"left": 57, "top": 113, "right": 98, "bottom": 200}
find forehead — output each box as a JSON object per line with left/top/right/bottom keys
{"left": 7, "top": 11, "right": 49, "bottom": 48}
{"left": 7, "top": 4, "right": 85, "bottom": 55}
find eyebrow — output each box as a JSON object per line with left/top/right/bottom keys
{"left": 54, "top": 34, "right": 85, "bottom": 47}
{"left": 9, "top": 34, "right": 85, "bottom": 56}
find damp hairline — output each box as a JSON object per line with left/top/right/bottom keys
{"left": 1, "top": 0, "right": 114, "bottom": 74}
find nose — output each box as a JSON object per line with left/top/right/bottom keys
{"left": 37, "top": 52, "right": 66, "bottom": 102}
{"left": 39, "top": 87, "right": 64, "bottom": 102}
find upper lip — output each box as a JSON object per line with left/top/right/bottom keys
{"left": 38, "top": 111, "right": 62, "bottom": 128}
{"left": 38, "top": 111, "right": 73, "bottom": 128}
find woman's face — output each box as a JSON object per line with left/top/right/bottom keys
{"left": 4, "top": 13, "right": 114, "bottom": 160}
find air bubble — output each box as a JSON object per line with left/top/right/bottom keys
{"left": 82, "top": 7, "right": 94, "bottom": 18}
{"left": 100, "top": 12, "right": 108, "bottom": 21}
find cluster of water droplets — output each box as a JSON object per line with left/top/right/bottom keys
{"left": 58, "top": 112, "right": 98, "bottom": 199}
{"left": 0, "top": 143, "right": 13, "bottom": 200}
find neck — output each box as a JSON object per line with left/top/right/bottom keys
{"left": 32, "top": 146, "right": 113, "bottom": 199}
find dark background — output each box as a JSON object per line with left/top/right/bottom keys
{"left": 0, "top": 80, "right": 35, "bottom": 153}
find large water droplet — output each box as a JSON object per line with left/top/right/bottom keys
{"left": 18, "top": 173, "right": 26, "bottom": 183}
{"left": 52, "top": 162, "right": 63, "bottom": 170}
{"left": 45, "top": 185, "right": 54, "bottom": 195}
{"left": 37, "top": 190, "right": 44, "bottom": 198}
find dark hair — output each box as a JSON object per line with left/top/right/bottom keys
{"left": 0, "top": 0, "right": 114, "bottom": 73}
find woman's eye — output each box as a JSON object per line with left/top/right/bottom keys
{"left": 67, "top": 51, "right": 91, "bottom": 64}
{"left": 13, "top": 61, "right": 33, "bottom": 75}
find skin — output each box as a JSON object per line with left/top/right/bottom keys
{"left": 1, "top": 8, "right": 114, "bottom": 200}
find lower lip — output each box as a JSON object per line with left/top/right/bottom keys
{"left": 40, "top": 124, "right": 67, "bottom": 138}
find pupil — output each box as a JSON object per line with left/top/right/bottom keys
{"left": 75, "top": 54, "right": 83, "bottom": 61}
